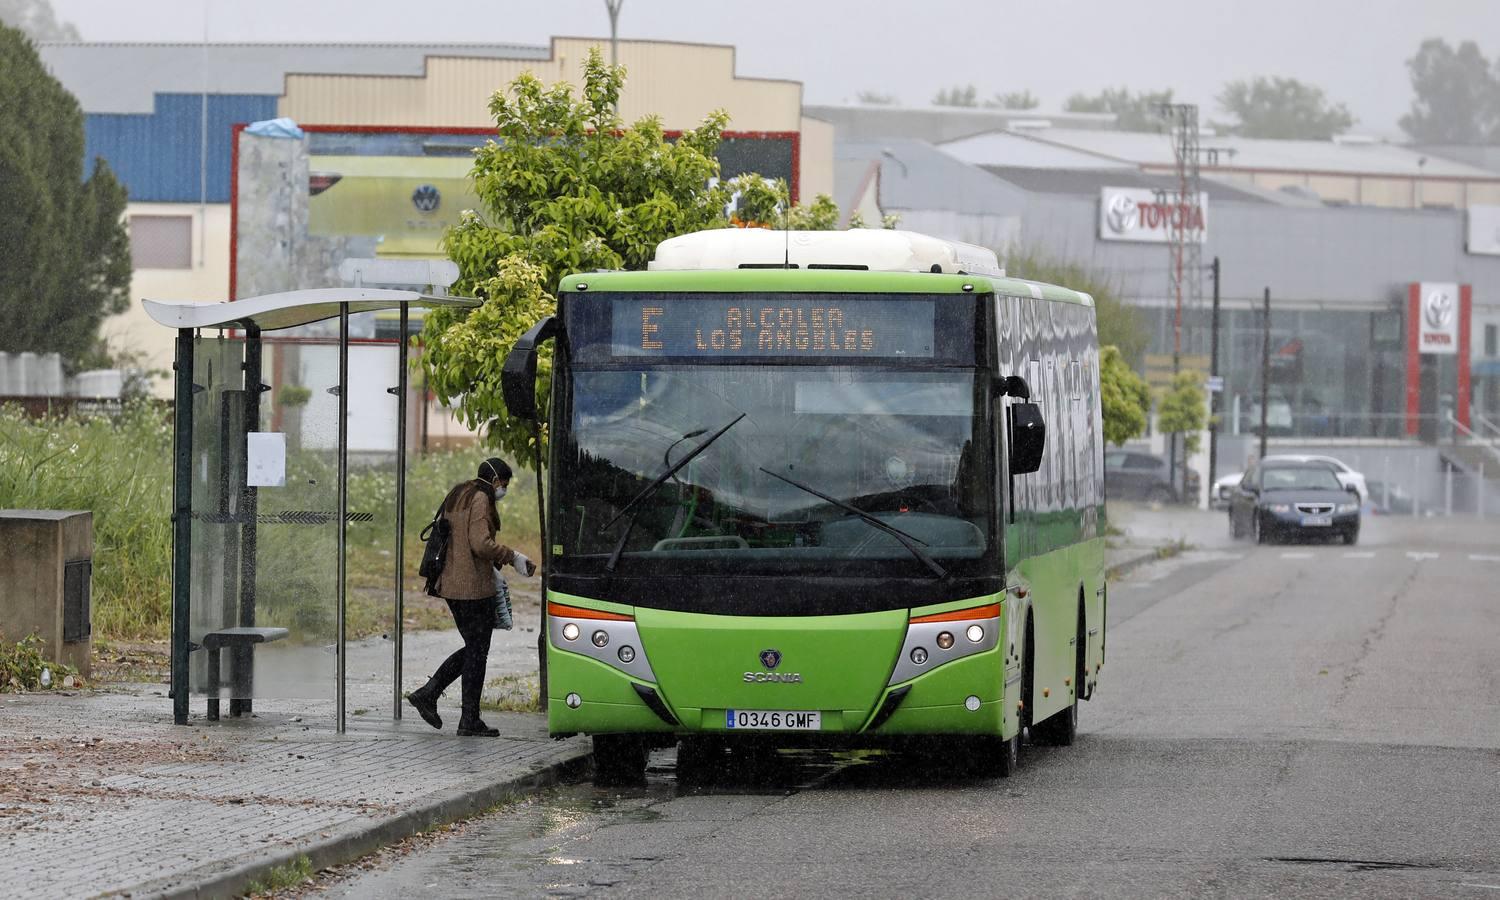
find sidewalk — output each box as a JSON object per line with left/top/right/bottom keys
{"left": 0, "top": 589, "right": 588, "bottom": 900}
{"left": 1105, "top": 500, "right": 1227, "bottom": 577}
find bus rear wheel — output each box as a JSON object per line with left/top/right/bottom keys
{"left": 592, "top": 734, "right": 649, "bottom": 785}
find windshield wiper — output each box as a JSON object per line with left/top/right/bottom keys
{"left": 601, "top": 413, "right": 746, "bottom": 572}
{"left": 757, "top": 467, "right": 947, "bottom": 579}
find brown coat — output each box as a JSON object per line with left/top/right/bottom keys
{"left": 435, "top": 482, "right": 517, "bottom": 600}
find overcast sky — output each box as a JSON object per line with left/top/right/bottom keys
{"left": 49, "top": 0, "right": 1500, "bottom": 137}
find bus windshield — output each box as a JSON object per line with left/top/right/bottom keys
{"left": 553, "top": 366, "right": 991, "bottom": 574}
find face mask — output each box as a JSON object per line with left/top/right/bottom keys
{"left": 494, "top": 486, "right": 507, "bottom": 500}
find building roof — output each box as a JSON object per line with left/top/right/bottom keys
{"left": 37, "top": 42, "right": 548, "bottom": 114}
{"left": 805, "top": 104, "right": 1118, "bottom": 145}
{"left": 949, "top": 127, "right": 1500, "bottom": 180}
{"left": 837, "top": 139, "right": 1029, "bottom": 215}
{"left": 941, "top": 129, "right": 1130, "bottom": 171}
{"left": 978, "top": 166, "right": 1286, "bottom": 205}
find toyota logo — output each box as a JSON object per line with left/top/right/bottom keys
{"left": 1424, "top": 289, "right": 1454, "bottom": 329}
{"left": 759, "top": 649, "right": 782, "bottom": 670}
{"left": 411, "top": 184, "right": 441, "bottom": 213}
{"left": 1105, "top": 193, "right": 1139, "bottom": 234}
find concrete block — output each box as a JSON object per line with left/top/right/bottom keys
{"left": 0, "top": 510, "right": 93, "bottom": 677}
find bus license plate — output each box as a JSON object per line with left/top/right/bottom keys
{"left": 725, "top": 709, "right": 821, "bottom": 731}
{"left": 1301, "top": 515, "right": 1333, "bottom": 526}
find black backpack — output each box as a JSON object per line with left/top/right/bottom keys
{"left": 418, "top": 487, "right": 463, "bottom": 596}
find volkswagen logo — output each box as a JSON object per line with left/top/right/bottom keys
{"left": 1105, "top": 193, "right": 1139, "bottom": 234}
{"left": 759, "top": 649, "right": 782, "bottom": 670}
{"left": 411, "top": 184, "right": 441, "bottom": 213}
{"left": 1424, "top": 288, "right": 1454, "bottom": 329}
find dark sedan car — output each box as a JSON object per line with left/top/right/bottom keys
{"left": 1105, "top": 450, "right": 1201, "bottom": 504}
{"left": 1229, "top": 461, "right": 1362, "bottom": 545}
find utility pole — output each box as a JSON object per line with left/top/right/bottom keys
{"left": 1259, "top": 286, "right": 1271, "bottom": 461}
{"left": 605, "top": 0, "right": 624, "bottom": 67}
{"left": 1208, "top": 256, "right": 1221, "bottom": 500}
{"left": 1160, "top": 103, "right": 1203, "bottom": 500}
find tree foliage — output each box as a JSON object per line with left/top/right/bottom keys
{"left": 1217, "top": 76, "right": 1354, "bottom": 140}
{"left": 1099, "top": 346, "right": 1150, "bottom": 447}
{"left": 1064, "top": 87, "right": 1175, "bottom": 131}
{"left": 423, "top": 48, "right": 837, "bottom": 460}
{"left": 0, "top": 24, "right": 131, "bottom": 364}
{"left": 1399, "top": 38, "right": 1499, "bottom": 143}
{"left": 1157, "top": 369, "right": 1208, "bottom": 455}
{"left": 988, "top": 90, "right": 1039, "bottom": 111}
{"left": 0, "top": 0, "right": 79, "bottom": 41}
{"left": 856, "top": 90, "right": 897, "bottom": 106}
{"left": 933, "top": 84, "right": 979, "bottom": 108}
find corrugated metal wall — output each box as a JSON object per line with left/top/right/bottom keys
{"left": 84, "top": 94, "right": 277, "bottom": 202}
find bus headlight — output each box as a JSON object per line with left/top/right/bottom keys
{"left": 936, "top": 631, "right": 955, "bottom": 650}
{"left": 966, "top": 624, "right": 984, "bottom": 643}
{"left": 910, "top": 647, "right": 929, "bottom": 665}
{"left": 561, "top": 622, "right": 580, "bottom": 641}
{"left": 591, "top": 630, "right": 609, "bottom": 648}
{"left": 891, "top": 602, "right": 1002, "bottom": 686}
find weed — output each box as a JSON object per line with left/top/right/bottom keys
{"left": 0, "top": 633, "right": 79, "bottom": 692}
{"left": 480, "top": 673, "right": 542, "bottom": 713}
{"left": 244, "top": 855, "right": 314, "bottom": 895}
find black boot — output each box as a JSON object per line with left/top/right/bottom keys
{"left": 406, "top": 686, "right": 443, "bottom": 730}
{"left": 456, "top": 718, "right": 499, "bottom": 737}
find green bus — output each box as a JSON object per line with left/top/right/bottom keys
{"left": 502, "top": 229, "right": 1106, "bottom": 780}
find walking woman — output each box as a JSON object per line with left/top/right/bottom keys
{"left": 408, "top": 457, "right": 537, "bottom": 736}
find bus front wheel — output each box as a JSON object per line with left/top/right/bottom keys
{"left": 592, "top": 734, "right": 649, "bottom": 785}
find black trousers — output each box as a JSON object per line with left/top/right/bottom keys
{"left": 427, "top": 597, "right": 493, "bottom": 726}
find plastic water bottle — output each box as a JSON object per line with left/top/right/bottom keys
{"left": 40, "top": 667, "right": 51, "bottom": 688}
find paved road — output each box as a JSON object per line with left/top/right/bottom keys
{"left": 314, "top": 516, "right": 1500, "bottom": 898}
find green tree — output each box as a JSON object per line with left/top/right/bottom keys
{"left": 0, "top": 25, "right": 132, "bottom": 364}
{"left": 933, "top": 84, "right": 979, "bottom": 107}
{"left": 856, "top": 90, "right": 897, "bottom": 106}
{"left": 1099, "top": 346, "right": 1150, "bottom": 447}
{"left": 1064, "top": 87, "right": 1175, "bottom": 131}
{"left": 1157, "top": 369, "right": 1208, "bottom": 455}
{"left": 986, "top": 90, "right": 1040, "bottom": 111}
{"left": 0, "top": 0, "right": 79, "bottom": 40}
{"left": 1217, "top": 76, "right": 1354, "bottom": 139}
{"left": 1001, "top": 247, "right": 1149, "bottom": 364}
{"left": 1399, "top": 38, "right": 1498, "bottom": 143}
{"left": 724, "top": 175, "right": 839, "bottom": 230}
{"left": 423, "top": 49, "right": 837, "bottom": 460}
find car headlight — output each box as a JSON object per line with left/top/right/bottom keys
{"left": 1336, "top": 502, "right": 1359, "bottom": 514}
{"left": 1267, "top": 503, "right": 1291, "bottom": 513}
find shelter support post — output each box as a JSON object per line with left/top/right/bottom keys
{"left": 233, "top": 324, "right": 263, "bottom": 717}
{"left": 171, "top": 329, "right": 195, "bottom": 726}
{"left": 393, "top": 303, "right": 409, "bottom": 719}
{"left": 337, "top": 307, "right": 349, "bottom": 733}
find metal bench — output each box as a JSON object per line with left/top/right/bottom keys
{"left": 201, "top": 626, "right": 288, "bottom": 720}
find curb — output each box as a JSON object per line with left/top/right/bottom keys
{"left": 1106, "top": 542, "right": 1186, "bottom": 580}
{"left": 131, "top": 739, "right": 592, "bottom": 899}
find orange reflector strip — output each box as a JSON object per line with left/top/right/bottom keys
{"left": 910, "top": 602, "right": 1001, "bottom": 624}
{"left": 547, "top": 602, "right": 633, "bottom": 621}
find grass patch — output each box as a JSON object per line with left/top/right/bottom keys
{"left": 480, "top": 673, "right": 542, "bottom": 713}
{"left": 244, "top": 855, "right": 314, "bottom": 895}
{"left": 0, "top": 403, "right": 543, "bottom": 643}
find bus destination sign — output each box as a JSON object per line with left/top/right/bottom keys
{"left": 609, "top": 297, "right": 935, "bottom": 358}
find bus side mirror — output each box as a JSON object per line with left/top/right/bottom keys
{"left": 1010, "top": 402, "right": 1045, "bottom": 475}
{"left": 501, "top": 316, "right": 560, "bottom": 422}
{"left": 997, "top": 374, "right": 1031, "bottom": 400}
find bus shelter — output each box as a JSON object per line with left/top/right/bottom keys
{"left": 145, "top": 277, "right": 477, "bottom": 731}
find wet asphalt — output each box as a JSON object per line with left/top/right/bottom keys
{"left": 314, "top": 514, "right": 1500, "bottom": 898}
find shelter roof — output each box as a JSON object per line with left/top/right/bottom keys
{"left": 142, "top": 289, "right": 478, "bottom": 332}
